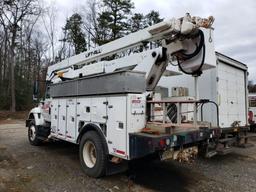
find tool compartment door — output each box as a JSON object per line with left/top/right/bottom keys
{"left": 107, "top": 96, "right": 127, "bottom": 158}
{"left": 50, "top": 99, "right": 59, "bottom": 136}
{"left": 66, "top": 98, "right": 77, "bottom": 141}
{"left": 91, "top": 97, "right": 107, "bottom": 123}
{"left": 58, "top": 99, "right": 67, "bottom": 138}
{"left": 77, "top": 98, "right": 91, "bottom": 122}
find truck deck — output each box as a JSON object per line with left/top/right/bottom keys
{"left": 129, "top": 121, "right": 220, "bottom": 159}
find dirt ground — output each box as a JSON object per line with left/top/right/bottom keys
{"left": 0, "top": 111, "right": 28, "bottom": 121}
{"left": 1, "top": 119, "right": 256, "bottom": 192}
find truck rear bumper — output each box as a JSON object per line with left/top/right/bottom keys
{"left": 218, "top": 126, "right": 256, "bottom": 148}
{"left": 129, "top": 127, "right": 220, "bottom": 160}
{"left": 220, "top": 126, "right": 249, "bottom": 134}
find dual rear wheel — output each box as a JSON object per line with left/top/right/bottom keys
{"left": 79, "top": 131, "right": 107, "bottom": 178}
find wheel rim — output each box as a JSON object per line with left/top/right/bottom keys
{"left": 29, "top": 125, "right": 36, "bottom": 141}
{"left": 83, "top": 140, "right": 97, "bottom": 168}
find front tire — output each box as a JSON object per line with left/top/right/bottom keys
{"left": 79, "top": 131, "right": 107, "bottom": 178}
{"left": 28, "top": 120, "right": 42, "bottom": 146}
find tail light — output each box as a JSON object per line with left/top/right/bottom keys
{"left": 159, "top": 139, "right": 166, "bottom": 148}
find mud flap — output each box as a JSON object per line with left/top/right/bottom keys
{"left": 106, "top": 160, "right": 128, "bottom": 175}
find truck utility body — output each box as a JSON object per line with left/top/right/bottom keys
{"left": 49, "top": 70, "right": 147, "bottom": 158}
{"left": 157, "top": 52, "right": 255, "bottom": 149}
{"left": 26, "top": 13, "right": 225, "bottom": 177}
{"left": 49, "top": 76, "right": 220, "bottom": 160}
{"left": 159, "top": 52, "right": 249, "bottom": 129}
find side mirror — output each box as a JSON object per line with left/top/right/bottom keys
{"left": 33, "top": 80, "right": 39, "bottom": 101}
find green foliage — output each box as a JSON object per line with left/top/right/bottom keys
{"left": 63, "top": 13, "right": 87, "bottom": 54}
{"left": 145, "top": 10, "right": 163, "bottom": 27}
{"left": 128, "top": 10, "right": 164, "bottom": 32}
{"left": 15, "top": 73, "right": 33, "bottom": 110}
{"left": 248, "top": 81, "right": 256, "bottom": 93}
{"left": 129, "top": 13, "right": 146, "bottom": 32}
{"left": 95, "top": 0, "right": 134, "bottom": 45}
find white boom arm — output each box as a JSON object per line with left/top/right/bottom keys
{"left": 47, "top": 13, "right": 214, "bottom": 81}
{"left": 46, "top": 13, "right": 215, "bottom": 92}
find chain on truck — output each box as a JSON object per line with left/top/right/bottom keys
{"left": 25, "top": 13, "right": 249, "bottom": 178}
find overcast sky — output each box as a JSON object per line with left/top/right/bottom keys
{"left": 45, "top": 0, "right": 256, "bottom": 81}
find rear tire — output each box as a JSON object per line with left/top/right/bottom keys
{"left": 28, "top": 120, "right": 42, "bottom": 146}
{"left": 79, "top": 131, "right": 107, "bottom": 178}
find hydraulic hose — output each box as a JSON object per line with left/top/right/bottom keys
{"left": 177, "top": 29, "right": 206, "bottom": 76}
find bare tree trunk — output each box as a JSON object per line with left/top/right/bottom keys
{"left": 3, "top": 35, "right": 8, "bottom": 84}
{"left": 10, "top": 30, "right": 17, "bottom": 112}
{"left": 10, "top": 51, "right": 16, "bottom": 112}
{"left": 0, "top": 45, "right": 2, "bottom": 84}
{"left": 0, "top": 0, "right": 41, "bottom": 111}
{"left": 42, "top": 3, "right": 56, "bottom": 63}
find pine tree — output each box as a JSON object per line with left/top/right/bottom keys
{"left": 62, "top": 13, "right": 87, "bottom": 55}
{"left": 95, "top": 0, "right": 134, "bottom": 45}
{"left": 129, "top": 13, "right": 145, "bottom": 32}
{"left": 145, "top": 10, "right": 163, "bottom": 48}
{"left": 145, "top": 10, "right": 163, "bottom": 27}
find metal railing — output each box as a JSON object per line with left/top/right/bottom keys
{"left": 147, "top": 99, "right": 218, "bottom": 127}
